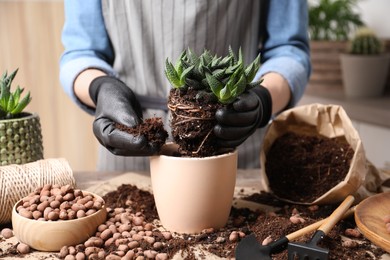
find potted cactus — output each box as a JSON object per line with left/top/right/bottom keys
{"left": 150, "top": 48, "right": 261, "bottom": 233}
{"left": 0, "top": 69, "right": 43, "bottom": 166}
{"left": 340, "top": 27, "right": 390, "bottom": 98}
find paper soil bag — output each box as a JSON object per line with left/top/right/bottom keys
{"left": 260, "top": 103, "right": 372, "bottom": 205}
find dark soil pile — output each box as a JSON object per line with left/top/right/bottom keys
{"left": 104, "top": 185, "right": 385, "bottom": 260}
{"left": 1, "top": 185, "right": 386, "bottom": 259}
{"left": 115, "top": 117, "right": 168, "bottom": 152}
{"left": 168, "top": 88, "right": 225, "bottom": 157}
{"left": 0, "top": 131, "right": 382, "bottom": 259}
{"left": 265, "top": 132, "right": 354, "bottom": 203}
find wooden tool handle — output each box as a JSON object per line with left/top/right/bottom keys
{"left": 318, "top": 195, "right": 355, "bottom": 235}
{"left": 286, "top": 205, "right": 355, "bottom": 241}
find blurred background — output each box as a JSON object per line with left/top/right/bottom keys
{"left": 0, "top": 0, "right": 389, "bottom": 172}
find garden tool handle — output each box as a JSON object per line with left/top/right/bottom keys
{"left": 318, "top": 195, "right": 355, "bottom": 235}
{"left": 285, "top": 205, "right": 356, "bottom": 241}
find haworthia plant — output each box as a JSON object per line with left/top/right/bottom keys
{"left": 164, "top": 47, "right": 262, "bottom": 104}
{"left": 0, "top": 69, "right": 31, "bottom": 119}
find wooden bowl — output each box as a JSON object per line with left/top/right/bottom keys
{"left": 355, "top": 191, "right": 390, "bottom": 253}
{"left": 12, "top": 192, "right": 107, "bottom": 252}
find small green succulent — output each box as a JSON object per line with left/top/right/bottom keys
{"left": 0, "top": 69, "right": 31, "bottom": 120}
{"left": 348, "top": 27, "right": 384, "bottom": 55}
{"left": 164, "top": 47, "right": 262, "bottom": 104}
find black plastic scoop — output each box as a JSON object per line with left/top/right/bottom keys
{"left": 235, "top": 203, "right": 355, "bottom": 260}
{"left": 287, "top": 195, "right": 355, "bottom": 260}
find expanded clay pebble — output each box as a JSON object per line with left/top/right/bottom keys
{"left": 344, "top": 228, "right": 361, "bottom": 238}
{"left": 16, "top": 243, "right": 30, "bottom": 254}
{"left": 0, "top": 228, "right": 13, "bottom": 239}
{"left": 59, "top": 207, "right": 171, "bottom": 260}
{"left": 16, "top": 184, "right": 104, "bottom": 221}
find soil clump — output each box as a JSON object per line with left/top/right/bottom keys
{"left": 168, "top": 88, "right": 226, "bottom": 157}
{"left": 115, "top": 117, "right": 168, "bottom": 152}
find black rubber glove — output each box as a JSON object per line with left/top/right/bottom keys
{"left": 89, "top": 76, "right": 158, "bottom": 156}
{"left": 214, "top": 85, "right": 272, "bottom": 148}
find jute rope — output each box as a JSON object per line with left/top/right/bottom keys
{"left": 0, "top": 158, "right": 75, "bottom": 224}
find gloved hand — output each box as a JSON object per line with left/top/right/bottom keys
{"left": 89, "top": 76, "right": 158, "bottom": 156}
{"left": 214, "top": 84, "right": 272, "bottom": 148}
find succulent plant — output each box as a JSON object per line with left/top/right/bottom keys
{"left": 348, "top": 27, "right": 384, "bottom": 55}
{"left": 0, "top": 69, "right": 31, "bottom": 120}
{"left": 164, "top": 47, "right": 262, "bottom": 104}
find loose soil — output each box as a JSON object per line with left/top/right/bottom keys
{"left": 0, "top": 185, "right": 386, "bottom": 259}
{"left": 115, "top": 117, "right": 168, "bottom": 153}
{"left": 265, "top": 132, "right": 354, "bottom": 203}
{"left": 0, "top": 129, "right": 384, "bottom": 259}
{"left": 103, "top": 186, "right": 386, "bottom": 260}
{"left": 168, "top": 87, "right": 225, "bottom": 157}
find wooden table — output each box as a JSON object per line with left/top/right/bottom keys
{"left": 1, "top": 169, "right": 390, "bottom": 259}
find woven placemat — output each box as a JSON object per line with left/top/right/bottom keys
{"left": 0, "top": 158, "right": 75, "bottom": 224}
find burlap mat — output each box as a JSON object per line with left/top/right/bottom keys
{"left": 0, "top": 158, "right": 75, "bottom": 225}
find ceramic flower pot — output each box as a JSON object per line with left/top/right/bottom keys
{"left": 150, "top": 143, "right": 237, "bottom": 234}
{"left": 0, "top": 112, "right": 43, "bottom": 166}
{"left": 340, "top": 54, "right": 390, "bottom": 98}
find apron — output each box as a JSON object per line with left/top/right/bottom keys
{"left": 99, "top": 0, "right": 267, "bottom": 172}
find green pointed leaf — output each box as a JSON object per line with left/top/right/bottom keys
{"left": 179, "top": 65, "right": 194, "bottom": 84}
{"left": 225, "top": 64, "right": 238, "bottom": 74}
{"left": 0, "top": 85, "right": 8, "bottom": 109}
{"left": 187, "top": 48, "right": 200, "bottom": 66}
{"left": 0, "top": 71, "right": 7, "bottom": 81}
{"left": 219, "top": 85, "right": 231, "bottom": 100}
{"left": 211, "top": 55, "right": 222, "bottom": 68}
{"left": 0, "top": 77, "right": 11, "bottom": 104}
{"left": 228, "top": 46, "right": 236, "bottom": 63}
{"left": 11, "top": 92, "right": 31, "bottom": 115}
{"left": 4, "top": 69, "right": 18, "bottom": 89}
{"left": 227, "top": 63, "right": 244, "bottom": 85}
{"left": 231, "top": 75, "right": 247, "bottom": 97}
{"left": 245, "top": 54, "right": 260, "bottom": 82}
{"left": 7, "top": 94, "right": 15, "bottom": 112}
{"left": 201, "top": 50, "right": 213, "bottom": 65}
{"left": 206, "top": 73, "right": 224, "bottom": 97}
{"left": 238, "top": 48, "right": 243, "bottom": 64}
{"left": 247, "top": 80, "right": 263, "bottom": 89}
{"left": 215, "top": 56, "right": 232, "bottom": 70}
{"left": 13, "top": 86, "right": 22, "bottom": 105}
{"left": 164, "top": 59, "right": 182, "bottom": 88}
{"left": 175, "top": 51, "right": 187, "bottom": 75}
{"left": 212, "top": 69, "right": 227, "bottom": 81}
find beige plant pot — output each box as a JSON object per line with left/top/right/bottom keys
{"left": 150, "top": 143, "right": 237, "bottom": 234}
{"left": 340, "top": 54, "right": 390, "bottom": 98}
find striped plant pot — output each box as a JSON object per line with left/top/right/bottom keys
{"left": 0, "top": 112, "right": 43, "bottom": 166}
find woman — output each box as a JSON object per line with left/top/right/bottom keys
{"left": 60, "top": 0, "right": 311, "bottom": 171}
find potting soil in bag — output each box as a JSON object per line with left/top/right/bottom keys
{"left": 260, "top": 103, "right": 382, "bottom": 205}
